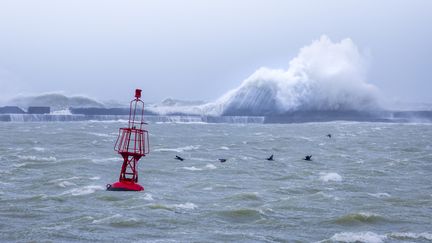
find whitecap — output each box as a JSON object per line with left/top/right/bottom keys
{"left": 89, "top": 176, "right": 100, "bottom": 180}
{"left": 154, "top": 145, "right": 200, "bottom": 153}
{"left": 319, "top": 172, "right": 342, "bottom": 182}
{"left": 13, "top": 163, "right": 27, "bottom": 168}
{"left": 87, "top": 132, "right": 113, "bottom": 137}
{"left": 18, "top": 155, "right": 57, "bottom": 162}
{"left": 368, "top": 192, "right": 391, "bottom": 198}
{"left": 329, "top": 231, "right": 386, "bottom": 243}
{"left": 92, "top": 214, "right": 122, "bottom": 224}
{"left": 182, "top": 166, "right": 202, "bottom": 171}
{"left": 174, "top": 202, "right": 197, "bottom": 210}
{"left": 41, "top": 225, "right": 71, "bottom": 231}
{"left": 389, "top": 232, "right": 432, "bottom": 241}
{"left": 205, "top": 164, "right": 217, "bottom": 170}
{"left": 32, "top": 147, "right": 45, "bottom": 152}
{"left": 61, "top": 185, "right": 104, "bottom": 196}
{"left": 49, "top": 176, "right": 80, "bottom": 183}
{"left": 142, "top": 193, "right": 154, "bottom": 201}
{"left": 220, "top": 146, "right": 230, "bottom": 150}
{"left": 58, "top": 181, "right": 76, "bottom": 188}
{"left": 88, "top": 119, "right": 128, "bottom": 123}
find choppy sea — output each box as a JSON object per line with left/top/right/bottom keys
{"left": 0, "top": 121, "right": 431, "bottom": 242}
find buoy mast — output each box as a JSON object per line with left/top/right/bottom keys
{"left": 107, "top": 89, "right": 149, "bottom": 191}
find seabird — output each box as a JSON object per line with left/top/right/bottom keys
{"left": 219, "top": 158, "right": 227, "bottom": 163}
{"left": 266, "top": 154, "right": 274, "bottom": 161}
{"left": 303, "top": 155, "right": 312, "bottom": 161}
{"left": 175, "top": 155, "right": 184, "bottom": 161}
{"left": 327, "top": 134, "right": 332, "bottom": 138}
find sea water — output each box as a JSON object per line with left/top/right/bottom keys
{"left": 0, "top": 121, "right": 431, "bottom": 242}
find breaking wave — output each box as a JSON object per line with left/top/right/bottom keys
{"left": 322, "top": 231, "right": 432, "bottom": 243}
{"left": 150, "top": 35, "right": 380, "bottom": 116}
{"left": 211, "top": 35, "right": 379, "bottom": 115}
{"left": 333, "top": 212, "right": 386, "bottom": 225}
{"left": 147, "top": 202, "right": 197, "bottom": 211}
{"left": 327, "top": 231, "right": 386, "bottom": 243}
{"left": 319, "top": 172, "right": 343, "bottom": 182}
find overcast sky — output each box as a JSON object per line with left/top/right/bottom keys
{"left": 0, "top": 0, "right": 431, "bottom": 104}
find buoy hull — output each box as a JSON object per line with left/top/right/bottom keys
{"left": 107, "top": 181, "right": 144, "bottom": 191}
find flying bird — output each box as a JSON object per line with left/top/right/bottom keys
{"left": 266, "top": 154, "right": 274, "bottom": 161}
{"left": 175, "top": 155, "right": 184, "bottom": 161}
{"left": 303, "top": 155, "right": 312, "bottom": 161}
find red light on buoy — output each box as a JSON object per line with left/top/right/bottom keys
{"left": 135, "top": 89, "right": 142, "bottom": 99}
{"left": 107, "top": 89, "right": 149, "bottom": 191}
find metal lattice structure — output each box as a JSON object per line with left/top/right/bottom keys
{"left": 107, "top": 89, "right": 149, "bottom": 191}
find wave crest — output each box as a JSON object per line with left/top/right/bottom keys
{"left": 214, "top": 36, "right": 379, "bottom": 115}
{"left": 334, "top": 212, "right": 386, "bottom": 225}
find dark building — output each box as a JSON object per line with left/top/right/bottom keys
{"left": 0, "top": 106, "right": 26, "bottom": 114}
{"left": 27, "top": 106, "right": 50, "bottom": 114}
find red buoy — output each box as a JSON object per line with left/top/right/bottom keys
{"left": 107, "top": 89, "right": 149, "bottom": 191}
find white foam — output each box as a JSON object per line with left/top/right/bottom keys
{"left": 88, "top": 119, "right": 128, "bottom": 123}
{"left": 356, "top": 212, "right": 382, "bottom": 218}
{"left": 18, "top": 155, "right": 57, "bottom": 162}
{"left": 41, "top": 225, "right": 71, "bottom": 231}
{"left": 149, "top": 36, "right": 379, "bottom": 116}
{"left": 326, "top": 231, "right": 432, "bottom": 243}
{"left": 87, "top": 132, "right": 113, "bottom": 137}
{"left": 329, "top": 232, "right": 386, "bottom": 243}
{"left": 61, "top": 185, "right": 104, "bottom": 196}
{"left": 389, "top": 232, "right": 432, "bottom": 240}
{"left": 89, "top": 176, "right": 100, "bottom": 180}
{"left": 142, "top": 193, "right": 154, "bottom": 201}
{"left": 50, "top": 109, "right": 72, "bottom": 115}
{"left": 205, "top": 164, "right": 217, "bottom": 170}
{"left": 32, "top": 147, "right": 45, "bottom": 152}
{"left": 174, "top": 202, "right": 197, "bottom": 210}
{"left": 220, "top": 146, "right": 230, "bottom": 150}
{"left": 13, "top": 163, "right": 27, "bottom": 168}
{"left": 154, "top": 145, "right": 200, "bottom": 153}
{"left": 58, "top": 181, "right": 76, "bottom": 188}
{"left": 368, "top": 192, "right": 391, "bottom": 198}
{"left": 319, "top": 172, "right": 342, "bottom": 182}
{"left": 182, "top": 166, "right": 202, "bottom": 171}
{"left": 49, "top": 176, "right": 80, "bottom": 183}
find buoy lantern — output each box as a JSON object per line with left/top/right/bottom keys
{"left": 107, "top": 89, "right": 149, "bottom": 191}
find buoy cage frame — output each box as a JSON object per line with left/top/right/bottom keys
{"left": 107, "top": 89, "right": 149, "bottom": 191}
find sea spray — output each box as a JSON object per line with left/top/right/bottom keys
{"left": 148, "top": 35, "right": 380, "bottom": 116}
